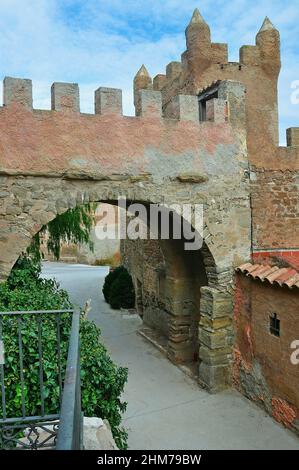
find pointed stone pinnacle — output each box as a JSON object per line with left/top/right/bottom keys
{"left": 259, "top": 16, "right": 276, "bottom": 33}
{"left": 189, "top": 8, "right": 206, "bottom": 25}
{"left": 136, "top": 65, "right": 151, "bottom": 78}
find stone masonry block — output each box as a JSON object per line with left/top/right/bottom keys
{"left": 286, "top": 128, "right": 299, "bottom": 147}
{"left": 51, "top": 82, "right": 80, "bottom": 112}
{"left": 218, "top": 80, "right": 246, "bottom": 129}
{"left": 3, "top": 77, "right": 32, "bottom": 109}
{"left": 153, "top": 74, "right": 167, "bottom": 91}
{"left": 206, "top": 98, "right": 227, "bottom": 123}
{"left": 200, "top": 286, "right": 233, "bottom": 319}
{"left": 199, "top": 345, "right": 232, "bottom": 366}
{"left": 198, "top": 328, "right": 229, "bottom": 350}
{"left": 95, "top": 87, "right": 122, "bottom": 115}
{"left": 170, "top": 94, "right": 199, "bottom": 122}
{"left": 137, "top": 89, "right": 162, "bottom": 118}
{"left": 166, "top": 61, "right": 182, "bottom": 80}
{"left": 167, "top": 340, "right": 194, "bottom": 364}
{"left": 198, "top": 361, "right": 231, "bottom": 393}
{"left": 200, "top": 316, "right": 232, "bottom": 331}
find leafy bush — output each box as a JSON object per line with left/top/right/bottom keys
{"left": 0, "top": 258, "right": 72, "bottom": 312}
{"left": 0, "top": 256, "right": 128, "bottom": 449}
{"left": 109, "top": 269, "right": 135, "bottom": 310}
{"left": 102, "top": 266, "right": 125, "bottom": 302}
{"left": 80, "top": 319, "right": 128, "bottom": 448}
{"left": 0, "top": 311, "right": 72, "bottom": 420}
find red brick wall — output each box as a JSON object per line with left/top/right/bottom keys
{"left": 234, "top": 274, "right": 299, "bottom": 433}
{"left": 252, "top": 251, "right": 299, "bottom": 271}
{"left": 251, "top": 169, "right": 299, "bottom": 253}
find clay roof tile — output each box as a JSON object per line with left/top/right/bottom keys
{"left": 235, "top": 263, "right": 299, "bottom": 289}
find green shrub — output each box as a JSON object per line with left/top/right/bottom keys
{"left": 0, "top": 256, "right": 128, "bottom": 449}
{"left": 102, "top": 266, "right": 125, "bottom": 302}
{"left": 109, "top": 269, "right": 135, "bottom": 310}
{"left": 0, "top": 311, "right": 72, "bottom": 420}
{"left": 0, "top": 258, "right": 72, "bottom": 312}
{"left": 80, "top": 319, "right": 128, "bottom": 448}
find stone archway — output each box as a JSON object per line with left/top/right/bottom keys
{"left": 0, "top": 175, "right": 239, "bottom": 392}
{"left": 0, "top": 78, "right": 252, "bottom": 392}
{"left": 122, "top": 233, "right": 233, "bottom": 393}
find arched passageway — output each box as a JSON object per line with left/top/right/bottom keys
{"left": 0, "top": 179, "right": 236, "bottom": 392}
{"left": 0, "top": 78, "right": 251, "bottom": 391}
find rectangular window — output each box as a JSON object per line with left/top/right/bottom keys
{"left": 198, "top": 89, "right": 218, "bottom": 122}
{"left": 270, "top": 313, "right": 280, "bottom": 337}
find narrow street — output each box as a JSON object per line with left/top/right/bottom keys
{"left": 42, "top": 262, "right": 299, "bottom": 450}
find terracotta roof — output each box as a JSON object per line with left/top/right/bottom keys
{"left": 236, "top": 263, "right": 299, "bottom": 289}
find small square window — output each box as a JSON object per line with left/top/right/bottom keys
{"left": 270, "top": 313, "right": 280, "bottom": 337}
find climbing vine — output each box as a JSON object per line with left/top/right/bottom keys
{"left": 27, "top": 203, "right": 97, "bottom": 261}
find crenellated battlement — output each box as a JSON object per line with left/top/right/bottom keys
{"left": 286, "top": 128, "right": 299, "bottom": 148}
{"left": 132, "top": 8, "right": 291, "bottom": 168}
{"left": 2, "top": 76, "right": 241, "bottom": 128}
{"left": 0, "top": 73, "right": 248, "bottom": 183}
{"left": 3, "top": 77, "right": 33, "bottom": 109}
{"left": 142, "top": 11, "right": 280, "bottom": 101}
{"left": 1, "top": 8, "right": 296, "bottom": 176}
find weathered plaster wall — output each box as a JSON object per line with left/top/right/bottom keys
{"left": 0, "top": 89, "right": 242, "bottom": 181}
{"left": 0, "top": 78, "right": 251, "bottom": 279}
{"left": 233, "top": 274, "right": 299, "bottom": 434}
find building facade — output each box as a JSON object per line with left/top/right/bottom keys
{"left": 0, "top": 8, "right": 298, "bottom": 434}
{"left": 123, "top": 9, "right": 299, "bottom": 433}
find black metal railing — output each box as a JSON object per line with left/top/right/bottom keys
{"left": 56, "top": 309, "right": 82, "bottom": 450}
{"left": 0, "top": 309, "right": 82, "bottom": 450}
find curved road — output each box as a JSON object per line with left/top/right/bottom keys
{"left": 42, "top": 262, "right": 299, "bottom": 450}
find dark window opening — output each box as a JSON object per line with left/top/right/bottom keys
{"left": 198, "top": 90, "right": 218, "bottom": 122}
{"left": 270, "top": 313, "right": 280, "bottom": 337}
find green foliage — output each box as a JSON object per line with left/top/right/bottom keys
{"left": 80, "top": 320, "right": 128, "bottom": 448}
{"left": 0, "top": 256, "right": 128, "bottom": 449}
{"left": 102, "top": 266, "right": 125, "bottom": 302}
{"left": 0, "top": 312, "right": 71, "bottom": 419}
{"left": 0, "top": 258, "right": 73, "bottom": 418}
{"left": 0, "top": 257, "right": 72, "bottom": 312}
{"left": 27, "top": 203, "right": 97, "bottom": 261}
{"left": 107, "top": 268, "right": 135, "bottom": 310}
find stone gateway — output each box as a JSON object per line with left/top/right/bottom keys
{"left": 0, "top": 9, "right": 298, "bottom": 433}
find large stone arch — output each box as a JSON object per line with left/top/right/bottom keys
{"left": 0, "top": 175, "right": 239, "bottom": 391}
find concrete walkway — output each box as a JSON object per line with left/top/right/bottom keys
{"left": 42, "top": 262, "right": 299, "bottom": 450}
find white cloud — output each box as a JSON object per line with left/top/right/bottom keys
{"left": 0, "top": 0, "right": 297, "bottom": 141}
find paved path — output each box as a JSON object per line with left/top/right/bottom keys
{"left": 42, "top": 262, "right": 299, "bottom": 450}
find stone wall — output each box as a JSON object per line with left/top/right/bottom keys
{"left": 121, "top": 238, "right": 169, "bottom": 336}
{"left": 251, "top": 169, "right": 299, "bottom": 253}
{"left": 122, "top": 237, "right": 209, "bottom": 364}
{"left": 233, "top": 274, "right": 299, "bottom": 434}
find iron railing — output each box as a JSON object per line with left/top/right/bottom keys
{"left": 0, "top": 309, "right": 82, "bottom": 450}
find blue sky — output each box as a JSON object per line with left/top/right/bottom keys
{"left": 0, "top": 0, "right": 298, "bottom": 143}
